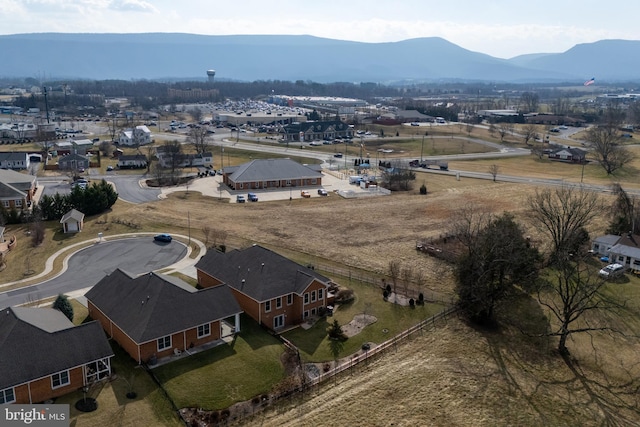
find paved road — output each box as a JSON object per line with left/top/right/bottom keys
{"left": 0, "top": 238, "right": 187, "bottom": 308}
{"left": 39, "top": 174, "right": 161, "bottom": 204}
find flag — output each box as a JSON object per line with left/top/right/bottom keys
{"left": 584, "top": 78, "right": 595, "bottom": 86}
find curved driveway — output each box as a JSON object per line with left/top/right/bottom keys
{"left": 0, "top": 238, "right": 187, "bottom": 308}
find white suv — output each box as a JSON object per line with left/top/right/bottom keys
{"left": 599, "top": 263, "right": 624, "bottom": 279}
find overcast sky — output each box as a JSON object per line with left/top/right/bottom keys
{"left": 1, "top": 0, "right": 639, "bottom": 58}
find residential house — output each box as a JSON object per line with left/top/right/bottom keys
{"left": 60, "top": 209, "right": 85, "bottom": 233}
{"left": 0, "top": 168, "right": 38, "bottom": 210}
{"left": 548, "top": 147, "right": 587, "bottom": 163}
{"left": 86, "top": 269, "right": 242, "bottom": 365}
{"left": 196, "top": 245, "right": 335, "bottom": 331}
{"left": 0, "top": 152, "right": 30, "bottom": 170}
{"left": 118, "top": 125, "right": 152, "bottom": 146}
{"left": 0, "top": 306, "right": 113, "bottom": 404}
{"left": 222, "top": 158, "right": 323, "bottom": 191}
{"left": 117, "top": 154, "right": 148, "bottom": 169}
{"left": 592, "top": 233, "right": 640, "bottom": 272}
{"left": 280, "top": 120, "right": 353, "bottom": 143}
{"left": 57, "top": 153, "right": 89, "bottom": 171}
{"left": 71, "top": 139, "right": 95, "bottom": 155}
{"left": 54, "top": 141, "right": 74, "bottom": 156}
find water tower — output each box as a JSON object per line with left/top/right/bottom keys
{"left": 206, "top": 69, "right": 216, "bottom": 83}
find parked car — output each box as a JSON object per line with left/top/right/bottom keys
{"left": 301, "top": 191, "right": 311, "bottom": 198}
{"left": 248, "top": 192, "right": 258, "bottom": 202}
{"left": 334, "top": 153, "right": 343, "bottom": 158}
{"left": 599, "top": 263, "right": 624, "bottom": 279}
{"left": 154, "top": 233, "right": 172, "bottom": 243}
{"left": 106, "top": 165, "right": 114, "bottom": 171}
{"left": 236, "top": 195, "right": 246, "bottom": 203}
{"left": 317, "top": 188, "right": 328, "bottom": 196}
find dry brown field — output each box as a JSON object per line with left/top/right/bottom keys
{"left": 4, "top": 123, "right": 640, "bottom": 425}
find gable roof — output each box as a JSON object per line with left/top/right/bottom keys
{"left": 195, "top": 245, "right": 331, "bottom": 302}
{"left": 0, "top": 152, "right": 29, "bottom": 162}
{"left": 0, "top": 306, "right": 113, "bottom": 390}
{"left": 118, "top": 154, "right": 147, "bottom": 162}
{"left": 85, "top": 269, "right": 242, "bottom": 343}
{"left": 60, "top": 209, "right": 84, "bottom": 223}
{"left": 0, "top": 168, "right": 36, "bottom": 191}
{"left": 0, "top": 181, "right": 26, "bottom": 199}
{"left": 229, "top": 158, "right": 322, "bottom": 183}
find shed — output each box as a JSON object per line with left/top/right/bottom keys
{"left": 60, "top": 209, "right": 85, "bottom": 233}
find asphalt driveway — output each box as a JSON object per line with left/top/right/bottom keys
{"left": 0, "top": 237, "right": 187, "bottom": 308}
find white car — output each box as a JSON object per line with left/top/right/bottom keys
{"left": 599, "top": 263, "right": 624, "bottom": 279}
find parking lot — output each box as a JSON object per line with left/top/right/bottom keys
{"left": 160, "top": 168, "right": 380, "bottom": 203}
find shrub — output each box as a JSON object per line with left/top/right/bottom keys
{"left": 417, "top": 292, "right": 425, "bottom": 305}
{"left": 409, "top": 298, "right": 415, "bottom": 308}
{"left": 383, "top": 289, "right": 389, "bottom": 300}
{"left": 420, "top": 183, "right": 427, "bottom": 195}
{"left": 385, "top": 284, "right": 392, "bottom": 293}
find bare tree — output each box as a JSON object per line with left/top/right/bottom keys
{"left": 105, "top": 115, "right": 121, "bottom": 143}
{"left": 186, "top": 126, "right": 211, "bottom": 155}
{"left": 586, "top": 125, "right": 633, "bottom": 175}
{"left": 532, "top": 253, "right": 617, "bottom": 355}
{"left": 388, "top": 260, "right": 401, "bottom": 295}
{"left": 530, "top": 144, "right": 546, "bottom": 160}
{"left": 521, "top": 123, "right": 537, "bottom": 146}
{"left": 99, "top": 140, "right": 113, "bottom": 158}
{"left": 497, "top": 123, "right": 513, "bottom": 142}
{"left": 519, "top": 92, "right": 539, "bottom": 113}
{"left": 188, "top": 108, "right": 203, "bottom": 123}
{"left": 401, "top": 266, "right": 414, "bottom": 297}
{"left": 488, "top": 164, "right": 499, "bottom": 182}
{"left": 527, "top": 186, "right": 603, "bottom": 262}
{"left": 465, "top": 122, "right": 474, "bottom": 136}
{"left": 162, "top": 140, "right": 183, "bottom": 185}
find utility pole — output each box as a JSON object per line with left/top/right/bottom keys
{"left": 43, "top": 86, "right": 50, "bottom": 124}
{"left": 421, "top": 134, "right": 425, "bottom": 162}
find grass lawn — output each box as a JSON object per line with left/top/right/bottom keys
{"left": 154, "top": 314, "right": 286, "bottom": 410}
{"left": 283, "top": 274, "right": 446, "bottom": 362}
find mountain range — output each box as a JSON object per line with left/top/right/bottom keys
{"left": 1, "top": 33, "right": 639, "bottom": 84}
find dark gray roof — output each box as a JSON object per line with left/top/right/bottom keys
{"left": 229, "top": 158, "right": 322, "bottom": 183}
{"left": 195, "top": 245, "right": 331, "bottom": 302}
{"left": 594, "top": 234, "right": 622, "bottom": 246}
{"left": 0, "top": 181, "right": 25, "bottom": 199}
{"left": 0, "top": 152, "right": 29, "bottom": 161}
{"left": 85, "top": 269, "right": 242, "bottom": 343}
{"left": 0, "top": 306, "right": 113, "bottom": 390}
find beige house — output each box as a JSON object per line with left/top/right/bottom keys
{"left": 60, "top": 209, "right": 84, "bottom": 233}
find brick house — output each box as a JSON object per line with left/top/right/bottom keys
{"left": 0, "top": 168, "right": 38, "bottom": 210}
{"left": 222, "top": 158, "right": 322, "bottom": 191}
{"left": 195, "top": 245, "right": 335, "bottom": 331}
{"left": 548, "top": 147, "right": 587, "bottom": 163}
{"left": 85, "top": 269, "right": 242, "bottom": 365}
{"left": 0, "top": 306, "right": 113, "bottom": 404}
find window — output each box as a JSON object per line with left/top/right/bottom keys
{"left": 276, "top": 297, "right": 282, "bottom": 309}
{"left": 15, "top": 199, "right": 22, "bottom": 207}
{"left": 265, "top": 300, "right": 271, "bottom": 312}
{"left": 51, "top": 370, "right": 70, "bottom": 389}
{"left": 287, "top": 294, "right": 293, "bottom": 305}
{"left": 0, "top": 387, "right": 15, "bottom": 404}
{"left": 318, "top": 289, "right": 324, "bottom": 300}
{"left": 303, "top": 310, "right": 309, "bottom": 319}
{"left": 2, "top": 201, "right": 9, "bottom": 208}
{"left": 311, "top": 308, "right": 316, "bottom": 316}
{"left": 304, "top": 293, "right": 309, "bottom": 304}
{"left": 311, "top": 290, "right": 316, "bottom": 302}
{"left": 157, "top": 335, "right": 171, "bottom": 351}
{"left": 197, "top": 323, "right": 211, "bottom": 338}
